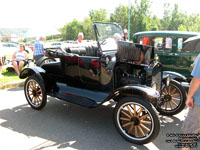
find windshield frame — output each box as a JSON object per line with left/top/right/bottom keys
{"left": 93, "top": 22, "right": 124, "bottom": 53}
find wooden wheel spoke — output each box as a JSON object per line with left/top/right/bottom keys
{"left": 168, "top": 86, "right": 171, "bottom": 94}
{"left": 36, "top": 90, "right": 41, "bottom": 94}
{"left": 171, "top": 93, "right": 180, "bottom": 97}
{"left": 29, "top": 84, "right": 35, "bottom": 90}
{"left": 33, "top": 97, "right": 36, "bottom": 104}
{"left": 138, "top": 126, "right": 145, "bottom": 137}
{"left": 169, "top": 101, "right": 173, "bottom": 109}
{"left": 126, "top": 105, "right": 133, "bottom": 117}
{"left": 140, "top": 124, "right": 150, "bottom": 132}
{"left": 140, "top": 120, "right": 151, "bottom": 125}
{"left": 171, "top": 100, "right": 178, "bottom": 107}
{"left": 128, "top": 125, "right": 134, "bottom": 134}
{"left": 122, "top": 122, "right": 132, "bottom": 128}
{"left": 165, "top": 101, "right": 168, "bottom": 110}
{"left": 170, "top": 88, "right": 177, "bottom": 95}
{"left": 135, "top": 126, "right": 138, "bottom": 137}
{"left": 121, "top": 110, "right": 132, "bottom": 119}
{"left": 164, "top": 88, "right": 168, "bottom": 94}
{"left": 120, "top": 117, "right": 130, "bottom": 121}
{"left": 35, "top": 97, "right": 39, "bottom": 104}
{"left": 172, "top": 97, "right": 180, "bottom": 101}
{"left": 139, "top": 114, "right": 149, "bottom": 120}
{"left": 134, "top": 104, "right": 136, "bottom": 116}
{"left": 28, "top": 89, "right": 33, "bottom": 92}
{"left": 137, "top": 108, "right": 144, "bottom": 117}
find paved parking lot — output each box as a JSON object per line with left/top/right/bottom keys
{"left": 0, "top": 87, "right": 199, "bottom": 150}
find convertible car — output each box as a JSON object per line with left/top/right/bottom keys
{"left": 19, "top": 22, "right": 186, "bottom": 144}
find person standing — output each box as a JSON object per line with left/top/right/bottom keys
{"left": 33, "top": 36, "right": 46, "bottom": 64}
{"left": 12, "top": 44, "right": 28, "bottom": 75}
{"left": 74, "top": 32, "right": 84, "bottom": 45}
{"left": 77, "top": 32, "right": 84, "bottom": 44}
{"left": 181, "top": 56, "right": 200, "bottom": 150}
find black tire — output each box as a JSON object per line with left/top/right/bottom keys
{"left": 157, "top": 80, "right": 186, "bottom": 116}
{"left": 24, "top": 74, "right": 47, "bottom": 110}
{"left": 113, "top": 97, "right": 160, "bottom": 144}
{"left": 37, "top": 57, "right": 56, "bottom": 67}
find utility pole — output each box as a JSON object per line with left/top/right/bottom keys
{"left": 128, "top": 0, "right": 131, "bottom": 41}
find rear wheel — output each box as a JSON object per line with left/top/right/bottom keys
{"left": 37, "top": 57, "right": 56, "bottom": 66}
{"left": 157, "top": 80, "right": 186, "bottom": 116}
{"left": 113, "top": 97, "right": 160, "bottom": 144}
{"left": 24, "top": 74, "right": 47, "bottom": 110}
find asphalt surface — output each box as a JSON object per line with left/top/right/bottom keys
{"left": 0, "top": 87, "right": 199, "bottom": 150}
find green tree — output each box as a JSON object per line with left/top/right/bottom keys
{"left": 89, "top": 9, "right": 109, "bottom": 22}
{"left": 110, "top": 5, "right": 128, "bottom": 28}
{"left": 82, "top": 17, "right": 95, "bottom": 40}
{"left": 61, "top": 19, "right": 84, "bottom": 40}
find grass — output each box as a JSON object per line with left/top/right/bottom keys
{"left": 0, "top": 68, "right": 23, "bottom": 84}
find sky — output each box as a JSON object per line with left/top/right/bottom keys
{"left": 0, "top": 0, "right": 200, "bottom": 29}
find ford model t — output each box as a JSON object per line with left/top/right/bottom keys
{"left": 20, "top": 22, "right": 186, "bottom": 144}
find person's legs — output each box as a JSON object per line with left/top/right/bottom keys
{"left": 181, "top": 104, "right": 200, "bottom": 150}
{"left": 18, "top": 61, "right": 25, "bottom": 72}
{"left": 33, "top": 55, "right": 44, "bottom": 65}
{"left": 13, "top": 60, "right": 20, "bottom": 75}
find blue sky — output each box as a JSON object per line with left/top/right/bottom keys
{"left": 0, "top": 0, "right": 199, "bottom": 29}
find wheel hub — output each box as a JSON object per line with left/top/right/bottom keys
{"left": 131, "top": 117, "right": 140, "bottom": 126}
{"left": 164, "top": 94, "right": 171, "bottom": 102}
{"left": 32, "top": 90, "right": 37, "bottom": 96}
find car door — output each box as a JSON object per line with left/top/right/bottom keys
{"left": 79, "top": 56, "right": 100, "bottom": 85}
{"left": 173, "top": 38, "right": 198, "bottom": 76}
{"left": 153, "top": 37, "right": 174, "bottom": 71}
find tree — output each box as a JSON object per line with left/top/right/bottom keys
{"left": 110, "top": 5, "right": 128, "bottom": 28}
{"left": 61, "top": 19, "right": 84, "bottom": 40}
{"left": 89, "top": 9, "right": 109, "bottom": 22}
{"left": 82, "top": 17, "right": 95, "bottom": 40}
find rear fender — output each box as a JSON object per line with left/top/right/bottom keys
{"left": 107, "top": 85, "right": 160, "bottom": 106}
{"left": 19, "top": 67, "right": 46, "bottom": 79}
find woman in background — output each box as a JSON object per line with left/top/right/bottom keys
{"left": 12, "top": 44, "right": 28, "bottom": 75}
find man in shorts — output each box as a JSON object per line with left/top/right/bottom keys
{"left": 182, "top": 56, "right": 200, "bottom": 150}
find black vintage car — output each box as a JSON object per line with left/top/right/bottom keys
{"left": 19, "top": 22, "right": 185, "bottom": 144}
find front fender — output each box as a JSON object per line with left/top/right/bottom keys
{"left": 107, "top": 85, "right": 160, "bottom": 106}
{"left": 19, "top": 66, "right": 46, "bottom": 79}
{"left": 163, "top": 71, "right": 187, "bottom": 82}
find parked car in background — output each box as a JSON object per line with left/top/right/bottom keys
{"left": 2, "top": 42, "right": 19, "bottom": 56}
{"left": 133, "top": 31, "right": 200, "bottom": 83}
{"left": 24, "top": 43, "right": 34, "bottom": 51}
{"left": 45, "top": 42, "right": 64, "bottom": 48}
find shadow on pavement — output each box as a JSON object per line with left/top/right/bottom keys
{"left": 0, "top": 97, "right": 152, "bottom": 150}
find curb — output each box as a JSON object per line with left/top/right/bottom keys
{"left": 0, "top": 80, "right": 24, "bottom": 90}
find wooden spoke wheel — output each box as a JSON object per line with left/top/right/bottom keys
{"left": 24, "top": 74, "right": 47, "bottom": 110}
{"left": 114, "top": 97, "right": 160, "bottom": 144}
{"left": 157, "top": 80, "right": 186, "bottom": 116}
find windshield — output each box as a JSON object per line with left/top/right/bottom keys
{"left": 94, "top": 22, "right": 124, "bottom": 51}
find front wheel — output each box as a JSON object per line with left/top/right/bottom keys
{"left": 157, "top": 80, "right": 186, "bottom": 116}
{"left": 24, "top": 74, "right": 47, "bottom": 110}
{"left": 113, "top": 97, "right": 160, "bottom": 144}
